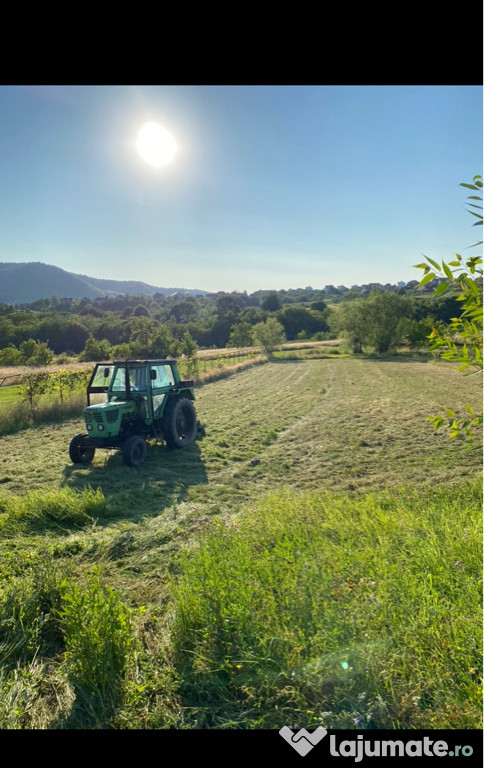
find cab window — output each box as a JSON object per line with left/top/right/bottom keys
{"left": 150, "top": 365, "right": 175, "bottom": 388}
{"left": 91, "top": 365, "right": 114, "bottom": 387}
{"left": 112, "top": 366, "right": 147, "bottom": 392}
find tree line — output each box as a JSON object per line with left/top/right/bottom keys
{"left": 0, "top": 284, "right": 464, "bottom": 364}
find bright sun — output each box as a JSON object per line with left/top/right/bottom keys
{"left": 136, "top": 121, "right": 177, "bottom": 167}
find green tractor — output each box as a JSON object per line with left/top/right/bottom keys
{"left": 69, "top": 359, "right": 204, "bottom": 468}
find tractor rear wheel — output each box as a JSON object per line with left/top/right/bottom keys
{"left": 162, "top": 396, "right": 198, "bottom": 449}
{"left": 122, "top": 435, "right": 147, "bottom": 467}
{"left": 69, "top": 433, "right": 95, "bottom": 465}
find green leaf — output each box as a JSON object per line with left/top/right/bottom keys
{"left": 445, "top": 408, "right": 456, "bottom": 417}
{"left": 425, "top": 257, "right": 441, "bottom": 271}
{"left": 434, "top": 281, "right": 449, "bottom": 296}
{"left": 460, "top": 183, "right": 480, "bottom": 190}
{"left": 418, "top": 272, "right": 436, "bottom": 286}
{"left": 442, "top": 262, "right": 453, "bottom": 280}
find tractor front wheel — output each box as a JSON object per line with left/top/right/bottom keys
{"left": 69, "top": 434, "right": 95, "bottom": 465}
{"left": 122, "top": 435, "right": 147, "bottom": 467}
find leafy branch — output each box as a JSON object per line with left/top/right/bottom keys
{"left": 414, "top": 175, "right": 482, "bottom": 439}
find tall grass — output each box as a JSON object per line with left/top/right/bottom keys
{"left": 58, "top": 573, "right": 134, "bottom": 717}
{"left": 0, "top": 392, "right": 86, "bottom": 437}
{"left": 0, "top": 564, "right": 136, "bottom": 728}
{"left": 0, "top": 486, "right": 109, "bottom": 537}
{"left": 170, "top": 480, "right": 483, "bottom": 729}
{"left": 194, "top": 355, "right": 268, "bottom": 385}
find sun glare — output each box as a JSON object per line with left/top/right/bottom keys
{"left": 136, "top": 121, "right": 177, "bottom": 167}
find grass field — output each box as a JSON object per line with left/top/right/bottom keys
{"left": 0, "top": 384, "right": 21, "bottom": 405}
{"left": 0, "top": 355, "right": 481, "bottom": 729}
{"left": 0, "top": 357, "right": 479, "bottom": 505}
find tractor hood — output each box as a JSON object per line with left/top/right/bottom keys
{"left": 83, "top": 400, "right": 135, "bottom": 438}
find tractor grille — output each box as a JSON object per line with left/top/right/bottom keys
{"left": 86, "top": 409, "right": 118, "bottom": 424}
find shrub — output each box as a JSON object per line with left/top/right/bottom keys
{"left": 0, "top": 346, "right": 24, "bottom": 366}
{"left": 19, "top": 371, "right": 51, "bottom": 413}
{"left": 79, "top": 335, "right": 112, "bottom": 362}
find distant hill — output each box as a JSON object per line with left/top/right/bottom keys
{"left": 0, "top": 262, "right": 206, "bottom": 304}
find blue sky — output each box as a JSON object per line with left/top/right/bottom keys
{"left": 0, "top": 85, "right": 481, "bottom": 293}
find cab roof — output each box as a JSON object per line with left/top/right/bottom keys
{"left": 94, "top": 360, "right": 177, "bottom": 366}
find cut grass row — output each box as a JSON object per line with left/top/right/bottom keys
{"left": 0, "top": 357, "right": 481, "bottom": 509}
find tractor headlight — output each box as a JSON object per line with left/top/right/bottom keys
{"left": 87, "top": 424, "right": 93, "bottom": 431}
{"left": 98, "top": 424, "right": 104, "bottom": 431}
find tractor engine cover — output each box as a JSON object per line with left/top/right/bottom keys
{"left": 84, "top": 400, "right": 136, "bottom": 439}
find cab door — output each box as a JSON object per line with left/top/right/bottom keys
{"left": 150, "top": 364, "right": 175, "bottom": 420}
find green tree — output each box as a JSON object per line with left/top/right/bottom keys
{"left": 79, "top": 335, "right": 112, "bottom": 362}
{"left": 20, "top": 371, "right": 51, "bottom": 414}
{"left": 0, "top": 345, "right": 24, "bottom": 366}
{"left": 336, "top": 293, "right": 413, "bottom": 354}
{"left": 414, "top": 174, "right": 482, "bottom": 438}
{"left": 30, "top": 341, "right": 54, "bottom": 366}
{"left": 252, "top": 318, "right": 286, "bottom": 355}
{"left": 227, "top": 322, "right": 254, "bottom": 348}
{"left": 110, "top": 342, "right": 132, "bottom": 359}
{"left": 128, "top": 316, "right": 156, "bottom": 357}
{"left": 151, "top": 325, "right": 177, "bottom": 358}
{"left": 19, "top": 339, "right": 55, "bottom": 366}
{"left": 133, "top": 304, "right": 150, "bottom": 317}
{"left": 335, "top": 299, "right": 371, "bottom": 353}
{"left": 19, "top": 339, "right": 38, "bottom": 362}
{"left": 51, "top": 369, "right": 89, "bottom": 404}
{"left": 277, "top": 305, "right": 329, "bottom": 340}
{"left": 366, "top": 292, "right": 414, "bottom": 353}
{"left": 261, "top": 292, "right": 282, "bottom": 312}
{"left": 178, "top": 331, "right": 199, "bottom": 377}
